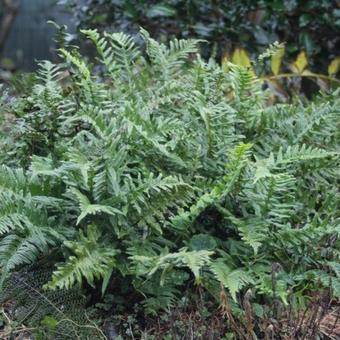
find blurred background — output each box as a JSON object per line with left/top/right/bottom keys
{"left": 0, "top": 0, "right": 73, "bottom": 71}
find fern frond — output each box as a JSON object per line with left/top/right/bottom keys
{"left": 210, "top": 260, "right": 254, "bottom": 301}
{"left": 228, "top": 63, "right": 262, "bottom": 111}
{"left": 171, "top": 143, "right": 252, "bottom": 230}
{"left": 140, "top": 28, "right": 199, "bottom": 76}
{"left": 81, "top": 29, "right": 117, "bottom": 77}
{"left": 131, "top": 248, "right": 213, "bottom": 283}
{"left": 0, "top": 165, "right": 27, "bottom": 195}
{"left": 275, "top": 144, "right": 336, "bottom": 165}
{"left": 47, "top": 225, "right": 116, "bottom": 290}
{"left": 29, "top": 155, "right": 63, "bottom": 178}
{"left": 103, "top": 31, "right": 140, "bottom": 83}
{"left": 0, "top": 225, "right": 61, "bottom": 279}
{"left": 69, "top": 188, "right": 123, "bottom": 225}
{"left": 59, "top": 49, "right": 91, "bottom": 80}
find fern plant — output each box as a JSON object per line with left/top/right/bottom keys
{"left": 0, "top": 29, "right": 339, "bottom": 321}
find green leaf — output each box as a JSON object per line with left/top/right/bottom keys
{"left": 41, "top": 316, "right": 58, "bottom": 330}
{"left": 101, "top": 268, "right": 113, "bottom": 296}
{"left": 190, "top": 234, "right": 217, "bottom": 251}
{"left": 146, "top": 5, "right": 176, "bottom": 18}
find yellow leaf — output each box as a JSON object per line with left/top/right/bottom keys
{"left": 221, "top": 51, "right": 229, "bottom": 71}
{"left": 231, "top": 48, "right": 255, "bottom": 75}
{"left": 232, "top": 48, "right": 252, "bottom": 68}
{"left": 293, "top": 51, "right": 308, "bottom": 73}
{"left": 328, "top": 57, "right": 340, "bottom": 76}
{"left": 271, "top": 46, "right": 285, "bottom": 75}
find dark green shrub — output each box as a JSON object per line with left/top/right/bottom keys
{"left": 60, "top": 0, "right": 340, "bottom": 70}
{"left": 0, "top": 30, "right": 339, "bottom": 334}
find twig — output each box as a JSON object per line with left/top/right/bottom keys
{"left": 261, "top": 73, "right": 340, "bottom": 84}
{"left": 330, "top": 307, "right": 340, "bottom": 337}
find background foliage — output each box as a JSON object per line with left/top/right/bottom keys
{"left": 60, "top": 0, "right": 340, "bottom": 71}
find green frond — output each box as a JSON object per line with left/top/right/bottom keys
{"left": 59, "top": 49, "right": 91, "bottom": 80}
{"left": 1, "top": 28, "right": 339, "bottom": 324}
{"left": 228, "top": 215, "right": 267, "bottom": 254}
{"left": 171, "top": 143, "right": 252, "bottom": 230}
{"left": 103, "top": 31, "right": 140, "bottom": 84}
{"left": 47, "top": 225, "right": 117, "bottom": 290}
{"left": 137, "top": 274, "right": 182, "bottom": 315}
{"left": 131, "top": 248, "right": 213, "bottom": 284}
{"left": 274, "top": 144, "right": 336, "bottom": 165}
{"left": 228, "top": 63, "right": 262, "bottom": 112}
{"left": 209, "top": 260, "right": 254, "bottom": 301}
{"left": 29, "top": 155, "right": 62, "bottom": 178}
{"left": 0, "top": 225, "right": 60, "bottom": 280}
{"left": 63, "top": 104, "right": 108, "bottom": 139}
{"left": 34, "top": 61, "right": 63, "bottom": 101}
{"left": 69, "top": 188, "right": 123, "bottom": 225}
{"left": 0, "top": 165, "right": 27, "bottom": 195}
{"left": 81, "top": 29, "right": 117, "bottom": 77}
{"left": 140, "top": 27, "right": 199, "bottom": 76}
